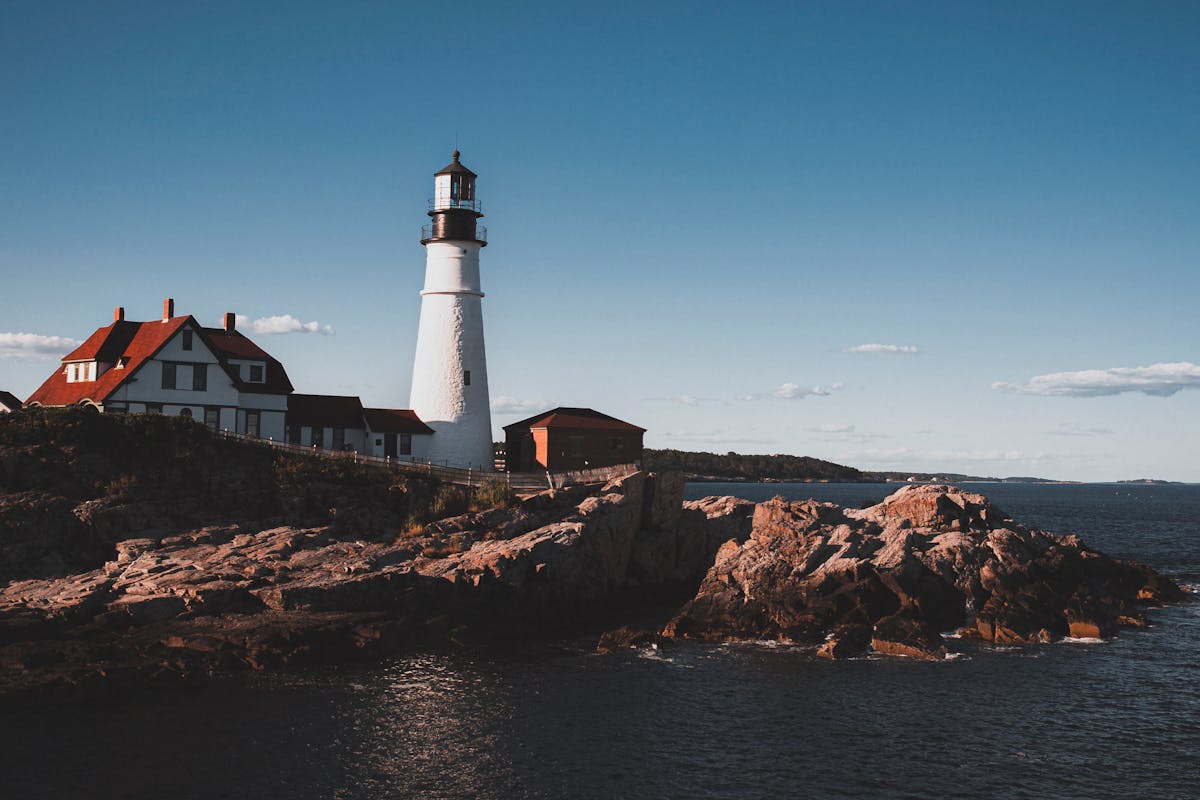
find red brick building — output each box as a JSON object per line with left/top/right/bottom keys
{"left": 503, "top": 407, "right": 644, "bottom": 472}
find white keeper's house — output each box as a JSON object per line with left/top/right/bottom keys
{"left": 24, "top": 299, "right": 435, "bottom": 461}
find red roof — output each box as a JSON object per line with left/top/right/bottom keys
{"left": 363, "top": 408, "right": 434, "bottom": 435}
{"left": 26, "top": 316, "right": 192, "bottom": 407}
{"left": 502, "top": 407, "right": 645, "bottom": 432}
{"left": 201, "top": 328, "right": 293, "bottom": 395}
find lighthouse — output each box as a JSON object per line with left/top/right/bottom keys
{"left": 409, "top": 151, "right": 494, "bottom": 469}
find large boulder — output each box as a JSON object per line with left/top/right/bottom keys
{"left": 664, "top": 485, "right": 1183, "bottom": 658}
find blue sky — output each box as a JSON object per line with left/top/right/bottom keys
{"left": 2, "top": 1, "right": 1198, "bottom": 481}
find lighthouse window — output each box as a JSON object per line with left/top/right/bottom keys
{"left": 450, "top": 175, "right": 460, "bottom": 201}
{"left": 463, "top": 370, "right": 471, "bottom": 386}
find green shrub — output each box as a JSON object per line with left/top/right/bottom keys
{"left": 471, "top": 478, "right": 515, "bottom": 511}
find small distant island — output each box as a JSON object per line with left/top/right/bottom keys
{"left": 1117, "top": 479, "right": 1184, "bottom": 485}
{"left": 642, "top": 448, "right": 1068, "bottom": 484}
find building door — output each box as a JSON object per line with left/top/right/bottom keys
{"left": 246, "top": 411, "right": 260, "bottom": 439}
{"left": 384, "top": 433, "right": 397, "bottom": 458}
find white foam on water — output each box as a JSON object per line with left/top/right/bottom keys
{"left": 1059, "top": 636, "right": 1105, "bottom": 645}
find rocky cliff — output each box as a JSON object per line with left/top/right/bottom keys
{"left": 0, "top": 464, "right": 754, "bottom": 697}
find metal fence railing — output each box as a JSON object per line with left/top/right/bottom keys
{"left": 217, "top": 429, "right": 638, "bottom": 493}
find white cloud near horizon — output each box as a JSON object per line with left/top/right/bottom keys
{"left": 234, "top": 314, "right": 335, "bottom": 336}
{"left": 994, "top": 361, "right": 1200, "bottom": 397}
{"left": 0, "top": 332, "right": 82, "bottom": 360}
{"left": 490, "top": 396, "right": 551, "bottom": 414}
{"left": 845, "top": 343, "right": 919, "bottom": 354}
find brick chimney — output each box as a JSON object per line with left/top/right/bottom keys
{"left": 223, "top": 312, "right": 236, "bottom": 332}
{"left": 114, "top": 306, "right": 125, "bottom": 322}
{"left": 163, "top": 298, "right": 174, "bottom": 321}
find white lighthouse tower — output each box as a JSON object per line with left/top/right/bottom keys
{"left": 409, "top": 150, "right": 494, "bottom": 469}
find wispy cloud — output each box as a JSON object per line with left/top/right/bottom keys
{"left": 659, "top": 430, "right": 775, "bottom": 446}
{"left": 808, "top": 423, "right": 890, "bottom": 442}
{"left": 742, "top": 381, "right": 843, "bottom": 401}
{"left": 0, "top": 332, "right": 81, "bottom": 360}
{"left": 235, "top": 314, "right": 335, "bottom": 336}
{"left": 1046, "top": 422, "right": 1115, "bottom": 437}
{"left": 845, "top": 343, "right": 919, "bottom": 354}
{"left": 839, "top": 447, "right": 1052, "bottom": 466}
{"left": 994, "top": 362, "right": 1200, "bottom": 397}
{"left": 646, "top": 394, "right": 720, "bottom": 406}
{"left": 491, "top": 396, "right": 549, "bottom": 414}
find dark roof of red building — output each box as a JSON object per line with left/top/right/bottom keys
{"left": 362, "top": 408, "right": 434, "bottom": 435}
{"left": 502, "top": 407, "right": 645, "bottom": 433}
{"left": 287, "top": 394, "right": 365, "bottom": 428}
{"left": 26, "top": 316, "right": 193, "bottom": 407}
{"left": 201, "top": 328, "right": 293, "bottom": 395}
{"left": 0, "top": 390, "right": 22, "bottom": 410}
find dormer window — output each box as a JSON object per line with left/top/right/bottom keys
{"left": 66, "top": 364, "right": 76, "bottom": 382}
{"left": 249, "top": 364, "right": 264, "bottom": 383}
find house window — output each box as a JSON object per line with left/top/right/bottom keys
{"left": 246, "top": 411, "right": 260, "bottom": 438}
{"left": 400, "top": 433, "right": 412, "bottom": 455}
{"left": 192, "top": 364, "right": 207, "bottom": 391}
{"left": 463, "top": 370, "right": 471, "bottom": 386}
{"left": 146, "top": 403, "right": 163, "bottom": 414}
{"left": 182, "top": 330, "right": 193, "bottom": 351}
{"left": 249, "top": 364, "right": 264, "bottom": 383}
{"left": 569, "top": 436, "right": 584, "bottom": 457}
{"left": 311, "top": 427, "right": 323, "bottom": 449}
{"left": 610, "top": 437, "right": 624, "bottom": 456}
{"left": 332, "top": 428, "right": 345, "bottom": 450}
{"left": 67, "top": 364, "right": 76, "bottom": 382}
{"left": 205, "top": 407, "right": 219, "bottom": 432}
{"left": 179, "top": 407, "right": 193, "bottom": 420}
{"left": 287, "top": 425, "right": 301, "bottom": 444}
{"left": 162, "top": 362, "right": 177, "bottom": 390}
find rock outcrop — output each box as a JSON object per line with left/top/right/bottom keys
{"left": 0, "top": 471, "right": 757, "bottom": 697}
{"left": 0, "top": 415, "right": 1187, "bottom": 697}
{"left": 663, "top": 485, "right": 1184, "bottom": 659}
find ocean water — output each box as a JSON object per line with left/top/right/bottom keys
{"left": 3, "top": 483, "right": 1199, "bottom": 799}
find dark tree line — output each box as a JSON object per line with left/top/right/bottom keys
{"left": 643, "top": 448, "right": 864, "bottom": 482}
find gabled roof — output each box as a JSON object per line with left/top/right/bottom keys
{"left": 201, "top": 328, "right": 293, "bottom": 395}
{"left": 435, "top": 150, "right": 477, "bottom": 178}
{"left": 0, "top": 390, "right": 21, "bottom": 410}
{"left": 363, "top": 408, "right": 434, "bottom": 435}
{"left": 287, "top": 394, "right": 365, "bottom": 428}
{"left": 502, "top": 407, "right": 646, "bottom": 433}
{"left": 26, "top": 316, "right": 193, "bottom": 407}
